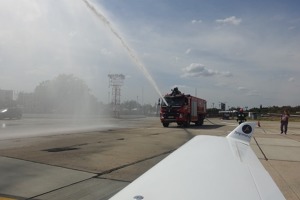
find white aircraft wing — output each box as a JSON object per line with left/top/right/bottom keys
{"left": 109, "top": 122, "right": 285, "bottom": 200}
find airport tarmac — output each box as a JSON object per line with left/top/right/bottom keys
{"left": 0, "top": 117, "right": 299, "bottom": 200}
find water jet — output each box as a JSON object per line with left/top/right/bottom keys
{"left": 82, "top": 0, "right": 168, "bottom": 105}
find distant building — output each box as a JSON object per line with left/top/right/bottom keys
{"left": 0, "top": 90, "right": 14, "bottom": 102}
{"left": 0, "top": 89, "right": 14, "bottom": 107}
{"left": 17, "top": 92, "right": 35, "bottom": 112}
{"left": 0, "top": 89, "right": 13, "bottom": 101}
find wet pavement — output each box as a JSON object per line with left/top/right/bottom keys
{"left": 0, "top": 117, "right": 299, "bottom": 199}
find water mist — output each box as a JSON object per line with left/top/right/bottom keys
{"left": 82, "top": 0, "right": 168, "bottom": 105}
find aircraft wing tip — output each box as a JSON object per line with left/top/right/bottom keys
{"left": 226, "top": 122, "right": 256, "bottom": 144}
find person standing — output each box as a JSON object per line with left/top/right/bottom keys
{"left": 280, "top": 110, "right": 290, "bottom": 134}
{"left": 237, "top": 108, "right": 247, "bottom": 124}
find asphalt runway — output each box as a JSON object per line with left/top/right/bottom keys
{"left": 0, "top": 117, "right": 299, "bottom": 200}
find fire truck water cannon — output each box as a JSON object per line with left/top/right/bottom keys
{"left": 160, "top": 88, "right": 207, "bottom": 128}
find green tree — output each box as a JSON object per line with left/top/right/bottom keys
{"left": 122, "top": 100, "right": 140, "bottom": 111}
{"left": 33, "top": 74, "right": 97, "bottom": 114}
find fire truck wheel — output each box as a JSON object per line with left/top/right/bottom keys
{"left": 196, "top": 115, "right": 204, "bottom": 126}
{"left": 183, "top": 117, "right": 190, "bottom": 127}
{"left": 198, "top": 119, "right": 204, "bottom": 126}
{"left": 163, "top": 122, "right": 169, "bottom": 127}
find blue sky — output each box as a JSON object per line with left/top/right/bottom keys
{"left": 0, "top": 0, "right": 299, "bottom": 108}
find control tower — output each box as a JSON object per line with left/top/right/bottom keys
{"left": 108, "top": 74, "right": 125, "bottom": 118}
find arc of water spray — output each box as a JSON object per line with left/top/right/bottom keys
{"left": 82, "top": 0, "right": 168, "bottom": 106}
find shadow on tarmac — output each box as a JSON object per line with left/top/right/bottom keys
{"left": 164, "top": 122, "right": 225, "bottom": 140}
{"left": 166, "top": 124, "right": 224, "bottom": 130}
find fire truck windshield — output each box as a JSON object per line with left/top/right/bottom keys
{"left": 162, "top": 96, "right": 186, "bottom": 107}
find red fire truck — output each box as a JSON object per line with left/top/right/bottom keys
{"left": 160, "top": 88, "right": 207, "bottom": 127}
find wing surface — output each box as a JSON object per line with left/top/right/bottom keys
{"left": 109, "top": 122, "right": 285, "bottom": 200}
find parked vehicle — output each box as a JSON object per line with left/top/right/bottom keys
{"left": 0, "top": 107, "right": 22, "bottom": 119}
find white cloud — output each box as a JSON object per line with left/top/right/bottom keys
{"left": 238, "top": 87, "right": 249, "bottom": 92}
{"left": 288, "top": 77, "right": 295, "bottom": 82}
{"left": 185, "top": 48, "right": 191, "bottom": 54}
{"left": 182, "top": 63, "right": 217, "bottom": 77}
{"left": 191, "top": 19, "right": 202, "bottom": 24}
{"left": 221, "top": 71, "right": 233, "bottom": 77}
{"left": 288, "top": 26, "right": 296, "bottom": 30}
{"left": 216, "top": 16, "right": 242, "bottom": 25}
{"left": 100, "top": 48, "right": 112, "bottom": 55}
{"left": 182, "top": 63, "right": 232, "bottom": 78}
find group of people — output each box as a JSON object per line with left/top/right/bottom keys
{"left": 237, "top": 109, "right": 290, "bottom": 134}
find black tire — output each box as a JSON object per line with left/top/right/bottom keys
{"left": 163, "top": 122, "right": 169, "bottom": 127}
{"left": 183, "top": 117, "right": 190, "bottom": 127}
{"left": 195, "top": 116, "right": 204, "bottom": 126}
{"left": 198, "top": 118, "right": 204, "bottom": 126}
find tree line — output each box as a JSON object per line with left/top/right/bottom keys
{"left": 207, "top": 105, "right": 300, "bottom": 116}
{"left": 17, "top": 74, "right": 102, "bottom": 115}
{"left": 15, "top": 74, "right": 158, "bottom": 116}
